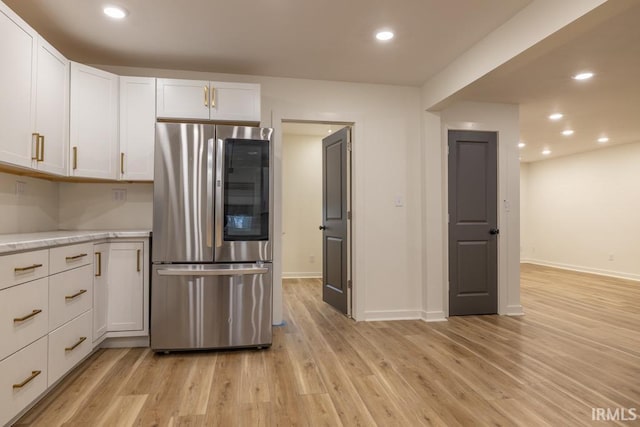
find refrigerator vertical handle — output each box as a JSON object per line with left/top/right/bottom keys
{"left": 215, "top": 137, "right": 224, "bottom": 248}
{"left": 206, "top": 138, "right": 214, "bottom": 248}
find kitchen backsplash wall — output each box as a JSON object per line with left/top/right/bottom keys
{"left": 0, "top": 171, "right": 59, "bottom": 234}
{"left": 58, "top": 182, "right": 153, "bottom": 230}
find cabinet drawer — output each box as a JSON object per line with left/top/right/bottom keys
{"left": 49, "top": 265, "right": 93, "bottom": 331}
{"left": 0, "top": 277, "right": 49, "bottom": 361}
{"left": 48, "top": 310, "right": 92, "bottom": 386}
{"left": 0, "top": 336, "right": 48, "bottom": 427}
{"left": 0, "top": 249, "right": 49, "bottom": 291}
{"left": 49, "top": 242, "right": 93, "bottom": 275}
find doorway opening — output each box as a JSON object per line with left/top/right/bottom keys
{"left": 281, "top": 120, "right": 354, "bottom": 317}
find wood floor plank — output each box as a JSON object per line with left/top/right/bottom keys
{"left": 14, "top": 264, "right": 640, "bottom": 426}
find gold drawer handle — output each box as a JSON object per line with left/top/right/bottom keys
{"left": 95, "top": 252, "right": 102, "bottom": 277}
{"left": 65, "top": 336, "right": 87, "bottom": 352}
{"left": 14, "top": 264, "right": 43, "bottom": 273}
{"left": 137, "top": 249, "right": 141, "bottom": 272}
{"left": 65, "top": 289, "right": 87, "bottom": 300}
{"left": 13, "top": 370, "right": 41, "bottom": 389}
{"left": 65, "top": 253, "right": 88, "bottom": 261}
{"left": 14, "top": 309, "right": 43, "bottom": 323}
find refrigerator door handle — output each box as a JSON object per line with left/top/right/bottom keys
{"left": 215, "top": 137, "right": 224, "bottom": 248}
{"left": 157, "top": 267, "right": 269, "bottom": 276}
{"left": 206, "top": 138, "right": 214, "bottom": 248}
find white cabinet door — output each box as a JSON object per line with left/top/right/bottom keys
{"left": 107, "top": 242, "right": 143, "bottom": 331}
{"left": 70, "top": 62, "right": 119, "bottom": 179}
{"left": 210, "top": 81, "right": 260, "bottom": 123}
{"left": 33, "top": 38, "right": 69, "bottom": 176}
{"left": 0, "top": 4, "right": 37, "bottom": 168}
{"left": 120, "top": 76, "right": 156, "bottom": 181}
{"left": 93, "top": 244, "right": 109, "bottom": 342}
{"left": 156, "top": 78, "right": 210, "bottom": 120}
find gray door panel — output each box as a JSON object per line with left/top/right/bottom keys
{"left": 322, "top": 127, "right": 349, "bottom": 314}
{"left": 448, "top": 130, "right": 498, "bottom": 315}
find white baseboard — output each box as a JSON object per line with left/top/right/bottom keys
{"left": 100, "top": 336, "right": 149, "bottom": 348}
{"left": 521, "top": 259, "right": 640, "bottom": 282}
{"left": 505, "top": 304, "right": 524, "bottom": 316}
{"left": 421, "top": 310, "right": 447, "bottom": 322}
{"left": 364, "top": 309, "right": 422, "bottom": 321}
{"left": 282, "top": 272, "right": 322, "bottom": 279}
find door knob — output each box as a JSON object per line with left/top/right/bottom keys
{"left": 319, "top": 226, "right": 326, "bottom": 230}
{"left": 489, "top": 228, "right": 500, "bottom": 235}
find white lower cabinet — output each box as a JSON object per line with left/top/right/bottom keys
{"left": 48, "top": 310, "right": 92, "bottom": 386}
{"left": 0, "top": 277, "right": 48, "bottom": 361}
{"left": 48, "top": 264, "right": 93, "bottom": 331}
{"left": 93, "top": 243, "right": 109, "bottom": 342}
{"left": 107, "top": 242, "right": 144, "bottom": 332}
{"left": 0, "top": 336, "right": 48, "bottom": 427}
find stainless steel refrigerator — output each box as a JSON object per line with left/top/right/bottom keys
{"left": 151, "top": 122, "right": 273, "bottom": 351}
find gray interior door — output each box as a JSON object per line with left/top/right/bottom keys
{"left": 448, "top": 130, "right": 498, "bottom": 315}
{"left": 321, "top": 127, "right": 350, "bottom": 314}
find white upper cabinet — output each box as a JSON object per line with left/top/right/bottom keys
{"left": 0, "top": 3, "right": 37, "bottom": 168}
{"left": 70, "top": 62, "right": 119, "bottom": 179}
{"left": 33, "top": 38, "right": 69, "bottom": 175}
{"left": 209, "top": 81, "right": 260, "bottom": 122}
{"left": 157, "top": 78, "right": 260, "bottom": 123}
{"left": 119, "top": 76, "right": 156, "bottom": 181}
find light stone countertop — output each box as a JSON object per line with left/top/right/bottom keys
{"left": 0, "top": 230, "right": 151, "bottom": 255}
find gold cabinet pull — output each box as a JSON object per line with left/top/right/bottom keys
{"left": 210, "top": 85, "right": 216, "bottom": 108}
{"left": 204, "top": 85, "right": 209, "bottom": 107}
{"left": 137, "top": 249, "right": 141, "bottom": 272}
{"left": 13, "top": 370, "right": 41, "bottom": 389}
{"left": 14, "top": 309, "right": 43, "bottom": 323}
{"left": 120, "top": 152, "right": 125, "bottom": 175}
{"left": 73, "top": 146, "right": 78, "bottom": 170}
{"left": 31, "top": 133, "right": 40, "bottom": 160}
{"left": 65, "top": 253, "right": 88, "bottom": 261}
{"left": 14, "top": 264, "right": 43, "bottom": 273}
{"left": 65, "top": 336, "right": 87, "bottom": 352}
{"left": 37, "top": 135, "right": 45, "bottom": 162}
{"left": 65, "top": 289, "right": 87, "bottom": 300}
{"left": 95, "top": 252, "right": 102, "bottom": 277}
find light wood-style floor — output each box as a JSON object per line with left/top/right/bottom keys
{"left": 15, "top": 264, "right": 640, "bottom": 426}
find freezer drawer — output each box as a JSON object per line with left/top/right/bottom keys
{"left": 151, "top": 263, "right": 272, "bottom": 351}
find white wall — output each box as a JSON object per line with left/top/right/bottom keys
{"left": 0, "top": 172, "right": 58, "bottom": 234}
{"left": 282, "top": 133, "right": 322, "bottom": 278}
{"left": 423, "top": 101, "right": 522, "bottom": 318}
{"left": 521, "top": 141, "right": 640, "bottom": 280}
{"left": 520, "top": 162, "right": 530, "bottom": 260}
{"left": 58, "top": 182, "right": 153, "bottom": 230}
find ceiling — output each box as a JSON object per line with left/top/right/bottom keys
{"left": 449, "top": 0, "right": 640, "bottom": 162}
{"left": 3, "top": 0, "right": 530, "bottom": 86}
{"left": 6, "top": 0, "right": 635, "bottom": 164}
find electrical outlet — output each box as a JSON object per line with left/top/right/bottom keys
{"left": 112, "top": 188, "right": 127, "bottom": 202}
{"left": 309, "top": 255, "right": 315, "bottom": 263}
{"left": 15, "top": 181, "right": 26, "bottom": 196}
{"left": 608, "top": 254, "right": 614, "bottom": 261}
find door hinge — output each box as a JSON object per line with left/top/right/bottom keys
{"left": 347, "top": 141, "right": 352, "bottom": 152}
{"left": 347, "top": 279, "right": 352, "bottom": 289}
{"left": 347, "top": 211, "right": 352, "bottom": 220}
{"left": 448, "top": 213, "right": 450, "bottom": 223}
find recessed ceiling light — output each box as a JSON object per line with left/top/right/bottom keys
{"left": 327, "top": 129, "right": 332, "bottom": 133}
{"left": 573, "top": 72, "right": 594, "bottom": 81}
{"left": 375, "top": 31, "right": 394, "bottom": 41}
{"left": 542, "top": 149, "right": 551, "bottom": 155}
{"left": 597, "top": 137, "right": 609, "bottom": 143}
{"left": 104, "top": 6, "right": 127, "bottom": 19}
{"left": 549, "top": 113, "right": 563, "bottom": 121}
{"left": 518, "top": 142, "right": 526, "bottom": 148}
{"left": 562, "top": 129, "right": 574, "bottom": 136}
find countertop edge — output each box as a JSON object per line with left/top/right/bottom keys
{"left": 0, "top": 231, "right": 151, "bottom": 255}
